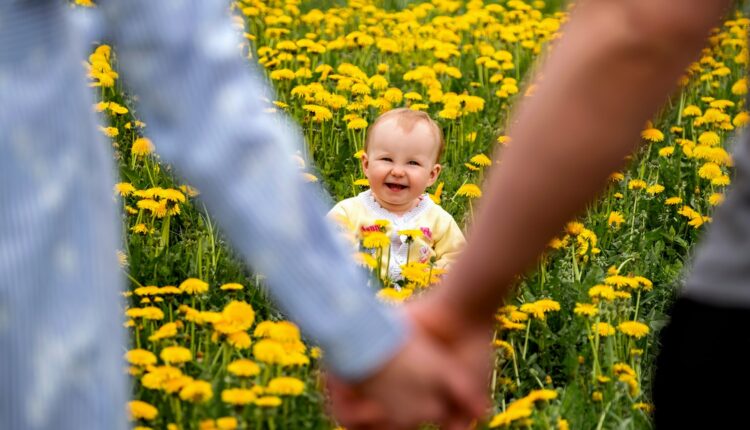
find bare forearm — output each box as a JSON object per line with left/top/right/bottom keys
{"left": 438, "top": 0, "right": 731, "bottom": 328}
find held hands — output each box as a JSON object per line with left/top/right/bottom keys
{"left": 327, "top": 293, "right": 495, "bottom": 430}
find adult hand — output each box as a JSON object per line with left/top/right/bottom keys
{"left": 405, "top": 288, "right": 496, "bottom": 418}
{"left": 326, "top": 312, "right": 489, "bottom": 430}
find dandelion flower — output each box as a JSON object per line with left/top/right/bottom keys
{"left": 595, "top": 322, "right": 615, "bottom": 336}
{"left": 161, "top": 346, "right": 192, "bottom": 364}
{"left": 628, "top": 179, "right": 647, "bottom": 190}
{"left": 220, "top": 283, "right": 244, "bottom": 291}
{"left": 607, "top": 211, "right": 624, "bottom": 228}
{"left": 641, "top": 127, "right": 664, "bottom": 142}
{"left": 254, "top": 396, "right": 283, "bottom": 407}
{"left": 128, "top": 400, "right": 158, "bottom": 421}
{"left": 709, "top": 193, "right": 725, "bottom": 206}
{"left": 179, "top": 278, "right": 209, "bottom": 295}
{"left": 574, "top": 303, "right": 598, "bottom": 317}
{"left": 456, "top": 184, "right": 482, "bottom": 198}
{"left": 470, "top": 153, "right": 492, "bottom": 166}
{"left": 221, "top": 388, "right": 256, "bottom": 405}
{"left": 114, "top": 182, "right": 136, "bottom": 197}
{"left": 698, "top": 131, "right": 721, "bottom": 146}
{"left": 698, "top": 162, "right": 722, "bottom": 180}
{"left": 217, "top": 417, "right": 238, "bottom": 430}
{"left": 267, "top": 377, "right": 305, "bottom": 396}
{"left": 682, "top": 105, "right": 702, "bottom": 117}
{"left": 131, "top": 138, "right": 154, "bottom": 156}
{"left": 126, "top": 349, "right": 157, "bottom": 367}
{"left": 254, "top": 339, "right": 285, "bottom": 364}
{"left": 618, "top": 321, "right": 650, "bottom": 339}
{"left": 646, "top": 184, "right": 665, "bottom": 195}
{"left": 180, "top": 380, "right": 213, "bottom": 403}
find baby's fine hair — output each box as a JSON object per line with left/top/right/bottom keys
{"left": 364, "top": 108, "right": 445, "bottom": 162}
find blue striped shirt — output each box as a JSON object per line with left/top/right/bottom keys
{"left": 0, "top": 0, "right": 407, "bottom": 428}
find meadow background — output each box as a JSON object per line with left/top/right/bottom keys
{"left": 80, "top": 0, "right": 749, "bottom": 428}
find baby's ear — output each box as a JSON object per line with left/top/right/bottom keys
{"left": 429, "top": 163, "right": 442, "bottom": 184}
{"left": 361, "top": 153, "right": 369, "bottom": 171}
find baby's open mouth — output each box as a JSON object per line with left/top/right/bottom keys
{"left": 386, "top": 183, "right": 408, "bottom": 191}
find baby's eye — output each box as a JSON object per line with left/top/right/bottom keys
{"left": 381, "top": 157, "right": 392, "bottom": 162}
{"left": 408, "top": 160, "right": 421, "bottom": 166}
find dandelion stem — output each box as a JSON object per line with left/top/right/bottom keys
{"left": 522, "top": 320, "right": 531, "bottom": 359}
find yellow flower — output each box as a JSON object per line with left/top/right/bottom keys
{"left": 226, "top": 332, "right": 252, "bottom": 349}
{"left": 712, "top": 175, "right": 731, "bottom": 186}
{"left": 221, "top": 388, "right": 256, "bottom": 405}
{"left": 592, "top": 391, "right": 603, "bottom": 402}
{"left": 633, "top": 402, "right": 653, "bottom": 413}
{"left": 254, "top": 396, "right": 283, "bottom": 407}
{"left": 493, "top": 339, "right": 515, "bottom": 358}
{"left": 470, "top": 153, "right": 492, "bottom": 167}
{"left": 573, "top": 303, "right": 598, "bottom": 317}
{"left": 220, "top": 283, "right": 244, "bottom": 291}
{"left": 114, "top": 182, "right": 136, "bottom": 197}
{"left": 125, "top": 349, "right": 157, "bottom": 367}
{"left": 354, "top": 252, "right": 377, "bottom": 269}
{"left": 456, "top": 183, "right": 482, "bottom": 198}
{"left": 565, "top": 222, "right": 584, "bottom": 235}
{"left": 269, "top": 68, "right": 295, "bottom": 80}
{"left": 267, "top": 377, "right": 305, "bottom": 396}
{"left": 303, "top": 104, "right": 333, "bottom": 122}
{"left": 646, "top": 184, "right": 665, "bottom": 195}
{"left": 698, "top": 162, "right": 722, "bottom": 180}
{"left": 132, "top": 137, "right": 155, "bottom": 156}
{"left": 607, "top": 211, "right": 624, "bottom": 228}
{"left": 213, "top": 301, "right": 255, "bottom": 334}
{"left": 347, "top": 117, "right": 368, "bottom": 129}
{"left": 362, "top": 231, "right": 390, "bottom": 249}
{"left": 161, "top": 346, "right": 192, "bottom": 364}
{"left": 595, "top": 322, "right": 615, "bottom": 336}
{"left": 665, "top": 196, "right": 683, "bottom": 205}
{"left": 149, "top": 322, "right": 178, "bottom": 342}
{"left": 588, "top": 285, "right": 616, "bottom": 301}
{"left": 377, "top": 287, "right": 413, "bottom": 303}
{"left": 216, "top": 417, "right": 238, "bottom": 430}
{"left": 488, "top": 407, "right": 532, "bottom": 428}
{"left": 128, "top": 400, "right": 158, "bottom": 421}
{"left": 107, "top": 101, "right": 129, "bottom": 115}
{"left": 353, "top": 178, "right": 370, "bottom": 187}
{"left": 227, "top": 359, "right": 260, "bottom": 378}
{"left": 179, "top": 278, "right": 209, "bottom": 295}
{"left": 429, "top": 182, "right": 444, "bottom": 204}
{"left": 180, "top": 380, "right": 213, "bottom": 403}
{"left": 698, "top": 131, "right": 721, "bottom": 146}
{"left": 709, "top": 193, "right": 725, "bottom": 206}
{"left": 618, "top": 321, "right": 650, "bottom": 339}
{"left": 628, "top": 179, "right": 647, "bottom": 190}
{"left": 254, "top": 339, "right": 286, "bottom": 364}
{"left": 682, "top": 105, "right": 702, "bottom": 117}
{"left": 99, "top": 126, "right": 119, "bottom": 137}
{"left": 438, "top": 107, "right": 460, "bottom": 120}
{"left": 640, "top": 127, "right": 664, "bottom": 142}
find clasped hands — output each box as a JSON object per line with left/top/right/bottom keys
{"left": 327, "top": 293, "right": 495, "bottom": 430}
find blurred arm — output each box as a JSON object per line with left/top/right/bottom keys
{"left": 430, "top": 0, "right": 732, "bottom": 332}
{"left": 98, "top": 0, "right": 407, "bottom": 380}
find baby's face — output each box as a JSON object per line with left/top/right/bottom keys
{"left": 362, "top": 119, "right": 441, "bottom": 215}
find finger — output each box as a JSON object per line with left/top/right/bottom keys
{"left": 439, "top": 356, "right": 490, "bottom": 420}
{"left": 327, "top": 376, "right": 387, "bottom": 427}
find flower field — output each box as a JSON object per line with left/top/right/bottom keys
{"left": 83, "top": 0, "right": 748, "bottom": 428}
